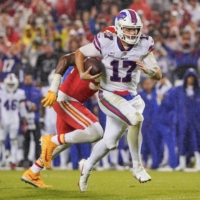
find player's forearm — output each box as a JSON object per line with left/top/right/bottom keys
{"left": 55, "top": 53, "right": 75, "bottom": 75}
{"left": 75, "top": 49, "right": 86, "bottom": 75}
{"left": 50, "top": 53, "right": 75, "bottom": 93}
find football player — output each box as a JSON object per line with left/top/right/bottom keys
{"left": 75, "top": 9, "right": 162, "bottom": 192}
{"left": 21, "top": 52, "right": 104, "bottom": 188}
{"left": 0, "top": 73, "right": 27, "bottom": 169}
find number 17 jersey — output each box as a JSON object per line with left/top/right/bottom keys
{"left": 93, "top": 32, "right": 155, "bottom": 95}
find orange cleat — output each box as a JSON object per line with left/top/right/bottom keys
{"left": 21, "top": 168, "right": 52, "bottom": 188}
{"left": 41, "top": 135, "right": 57, "bottom": 169}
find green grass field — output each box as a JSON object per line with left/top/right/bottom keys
{"left": 0, "top": 170, "right": 200, "bottom": 200}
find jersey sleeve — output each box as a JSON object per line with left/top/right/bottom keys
{"left": 79, "top": 32, "right": 105, "bottom": 57}
{"left": 93, "top": 32, "right": 114, "bottom": 55}
{"left": 80, "top": 32, "right": 114, "bottom": 57}
{"left": 79, "top": 43, "right": 102, "bottom": 57}
{"left": 140, "top": 35, "right": 155, "bottom": 55}
{"left": 141, "top": 35, "right": 158, "bottom": 69}
{"left": 93, "top": 33, "right": 102, "bottom": 54}
{"left": 147, "top": 36, "right": 155, "bottom": 53}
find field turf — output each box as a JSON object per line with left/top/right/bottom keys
{"left": 0, "top": 170, "right": 200, "bottom": 200}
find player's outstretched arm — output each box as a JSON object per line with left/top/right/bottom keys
{"left": 42, "top": 53, "right": 75, "bottom": 107}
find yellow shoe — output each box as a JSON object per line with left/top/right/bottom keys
{"left": 41, "top": 135, "right": 57, "bottom": 169}
{"left": 21, "top": 168, "right": 52, "bottom": 188}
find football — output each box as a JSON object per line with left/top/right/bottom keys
{"left": 84, "top": 57, "right": 103, "bottom": 75}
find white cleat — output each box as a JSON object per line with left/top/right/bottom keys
{"left": 78, "top": 159, "right": 91, "bottom": 192}
{"left": 133, "top": 163, "right": 151, "bottom": 183}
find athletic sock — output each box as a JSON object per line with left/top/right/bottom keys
{"left": 30, "top": 157, "right": 44, "bottom": 173}
{"left": 127, "top": 123, "right": 143, "bottom": 169}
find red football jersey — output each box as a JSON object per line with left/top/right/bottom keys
{"left": 59, "top": 67, "right": 99, "bottom": 103}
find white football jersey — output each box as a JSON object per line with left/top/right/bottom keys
{"left": 90, "top": 32, "right": 156, "bottom": 95}
{"left": 0, "top": 87, "right": 26, "bottom": 128}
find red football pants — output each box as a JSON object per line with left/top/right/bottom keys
{"left": 53, "top": 101, "right": 98, "bottom": 135}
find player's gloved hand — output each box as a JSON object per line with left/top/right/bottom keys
{"left": 41, "top": 90, "right": 57, "bottom": 107}
{"left": 42, "top": 73, "right": 62, "bottom": 107}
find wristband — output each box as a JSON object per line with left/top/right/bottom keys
{"left": 147, "top": 68, "right": 156, "bottom": 77}
{"left": 49, "top": 74, "right": 62, "bottom": 93}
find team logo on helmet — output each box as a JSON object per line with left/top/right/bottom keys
{"left": 116, "top": 12, "right": 127, "bottom": 20}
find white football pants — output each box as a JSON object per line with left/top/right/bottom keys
{"left": 99, "top": 90, "right": 145, "bottom": 149}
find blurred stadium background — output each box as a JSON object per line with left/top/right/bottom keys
{"left": 0, "top": 0, "right": 200, "bottom": 174}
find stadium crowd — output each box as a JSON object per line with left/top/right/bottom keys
{"left": 0, "top": 0, "right": 200, "bottom": 171}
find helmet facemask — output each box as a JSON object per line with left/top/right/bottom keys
{"left": 4, "top": 73, "right": 19, "bottom": 93}
{"left": 121, "top": 26, "right": 142, "bottom": 45}
{"left": 115, "top": 9, "right": 143, "bottom": 45}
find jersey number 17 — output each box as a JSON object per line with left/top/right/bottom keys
{"left": 110, "top": 60, "right": 137, "bottom": 82}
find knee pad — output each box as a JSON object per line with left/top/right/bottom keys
{"left": 130, "top": 112, "right": 144, "bottom": 126}
{"left": 85, "top": 122, "right": 104, "bottom": 142}
{"left": 135, "top": 112, "right": 144, "bottom": 122}
{"left": 103, "top": 139, "right": 119, "bottom": 150}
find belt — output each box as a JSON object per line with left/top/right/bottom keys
{"left": 100, "top": 87, "right": 137, "bottom": 101}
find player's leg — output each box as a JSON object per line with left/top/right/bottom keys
{"left": 127, "top": 123, "right": 151, "bottom": 182}
{"left": 99, "top": 90, "right": 151, "bottom": 182}
{"left": 21, "top": 120, "right": 72, "bottom": 188}
{"left": 41, "top": 101, "right": 103, "bottom": 169}
{"left": 21, "top": 145, "right": 72, "bottom": 188}
{"left": 79, "top": 91, "right": 135, "bottom": 191}
{"left": 79, "top": 116, "right": 127, "bottom": 192}
{"left": 127, "top": 95, "right": 151, "bottom": 182}
{"left": 9, "top": 127, "right": 19, "bottom": 170}
{"left": 52, "top": 101, "right": 103, "bottom": 144}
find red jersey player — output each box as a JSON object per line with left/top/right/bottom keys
{"left": 21, "top": 52, "right": 103, "bottom": 188}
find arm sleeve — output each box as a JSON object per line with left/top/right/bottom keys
{"left": 143, "top": 52, "right": 159, "bottom": 69}
{"left": 79, "top": 43, "right": 102, "bottom": 57}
